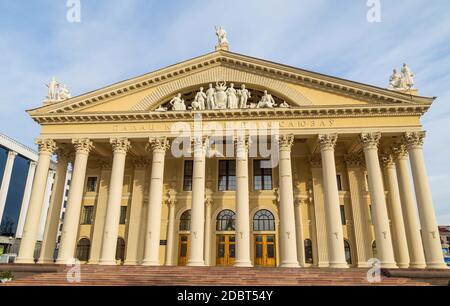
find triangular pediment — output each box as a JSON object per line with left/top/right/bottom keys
{"left": 28, "top": 50, "right": 434, "bottom": 118}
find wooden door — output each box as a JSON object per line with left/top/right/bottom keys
{"left": 216, "top": 235, "right": 236, "bottom": 266}
{"left": 254, "top": 235, "right": 276, "bottom": 267}
{"left": 178, "top": 234, "right": 190, "bottom": 266}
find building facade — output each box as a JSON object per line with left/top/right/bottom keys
{"left": 0, "top": 133, "right": 57, "bottom": 259}
{"left": 16, "top": 47, "right": 447, "bottom": 269}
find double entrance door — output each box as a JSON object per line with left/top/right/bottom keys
{"left": 254, "top": 234, "right": 276, "bottom": 267}
{"left": 178, "top": 234, "right": 190, "bottom": 266}
{"left": 216, "top": 234, "right": 235, "bottom": 266}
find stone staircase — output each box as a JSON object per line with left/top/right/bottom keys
{"left": 1, "top": 265, "right": 433, "bottom": 286}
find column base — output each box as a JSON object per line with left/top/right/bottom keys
{"left": 56, "top": 258, "right": 76, "bottom": 265}
{"left": 98, "top": 260, "right": 118, "bottom": 266}
{"left": 187, "top": 261, "right": 205, "bottom": 267}
{"left": 142, "top": 260, "right": 161, "bottom": 266}
{"left": 39, "top": 258, "right": 56, "bottom": 265}
{"left": 280, "top": 261, "right": 300, "bottom": 268}
{"left": 329, "top": 262, "right": 349, "bottom": 269}
{"left": 357, "top": 263, "right": 370, "bottom": 268}
{"left": 397, "top": 263, "right": 411, "bottom": 269}
{"left": 15, "top": 257, "right": 35, "bottom": 264}
{"left": 234, "top": 261, "right": 253, "bottom": 268}
{"left": 380, "top": 262, "right": 398, "bottom": 269}
{"left": 316, "top": 262, "right": 330, "bottom": 268}
{"left": 409, "top": 262, "right": 426, "bottom": 269}
{"left": 123, "top": 261, "right": 139, "bottom": 266}
{"left": 426, "top": 263, "right": 449, "bottom": 270}
{"left": 87, "top": 260, "right": 99, "bottom": 265}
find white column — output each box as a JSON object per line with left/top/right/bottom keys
{"left": 188, "top": 137, "right": 208, "bottom": 267}
{"left": 278, "top": 135, "right": 299, "bottom": 268}
{"left": 380, "top": 154, "right": 410, "bottom": 268}
{"left": 234, "top": 136, "right": 252, "bottom": 267}
{"left": 142, "top": 137, "right": 169, "bottom": 266}
{"left": 392, "top": 144, "right": 426, "bottom": 268}
{"left": 404, "top": 132, "right": 448, "bottom": 269}
{"left": 204, "top": 199, "right": 213, "bottom": 266}
{"left": 16, "top": 140, "right": 56, "bottom": 264}
{"left": 15, "top": 161, "right": 37, "bottom": 239}
{"left": 360, "top": 133, "right": 397, "bottom": 269}
{"left": 56, "top": 139, "right": 93, "bottom": 264}
{"left": 39, "top": 150, "right": 69, "bottom": 263}
{"left": 318, "top": 134, "right": 347, "bottom": 268}
{"left": 0, "top": 151, "right": 18, "bottom": 222}
{"left": 165, "top": 199, "right": 176, "bottom": 266}
{"left": 99, "top": 138, "right": 131, "bottom": 265}
{"left": 294, "top": 200, "right": 306, "bottom": 267}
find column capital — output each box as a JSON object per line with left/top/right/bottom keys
{"left": 359, "top": 132, "right": 381, "bottom": 150}
{"left": 72, "top": 139, "right": 94, "bottom": 154}
{"left": 133, "top": 158, "right": 149, "bottom": 169}
{"left": 403, "top": 131, "right": 426, "bottom": 150}
{"left": 36, "top": 139, "right": 57, "bottom": 155}
{"left": 277, "top": 134, "right": 294, "bottom": 151}
{"left": 391, "top": 144, "right": 409, "bottom": 160}
{"left": 110, "top": 138, "right": 131, "bottom": 154}
{"left": 309, "top": 154, "right": 322, "bottom": 168}
{"left": 147, "top": 137, "right": 170, "bottom": 153}
{"left": 7, "top": 151, "right": 18, "bottom": 158}
{"left": 55, "top": 147, "right": 71, "bottom": 164}
{"left": 379, "top": 153, "right": 395, "bottom": 169}
{"left": 205, "top": 198, "right": 214, "bottom": 208}
{"left": 318, "top": 134, "right": 337, "bottom": 151}
{"left": 344, "top": 153, "right": 365, "bottom": 168}
{"left": 233, "top": 135, "right": 251, "bottom": 150}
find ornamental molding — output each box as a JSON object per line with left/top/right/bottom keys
{"left": 402, "top": 131, "right": 426, "bottom": 149}
{"left": 359, "top": 132, "right": 381, "bottom": 149}
{"left": 147, "top": 137, "right": 170, "bottom": 152}
{"left": 277, "top": 134, "right": 295, "bottom": 149}
{"left": 36, "top": 139, "right": 57, "bottom": 155}
{"left": 318, "top": 133, "right": 338, "bottom": 150}
{"left": 29, "top": 104, "right": 430, "bottom": 125}
{"left": 110, "top": 138, "right": 131, "bottom": 154}
{"left": 309, "top": 154, "right": 322, "bottom": 168}
{"left": 72, "top": 138, "right": 94, "bottom": 154}
{"left": 28, "top": 51, "right": 434, "bottom": 118}
{"left": 379, "top": 153, "right": 395, "bottom": 168}
{"left": 344, "top": 153, "right": 365, "bottom": 168}
{"left": 391, "top": 143, "right": 409, "bottom": 160}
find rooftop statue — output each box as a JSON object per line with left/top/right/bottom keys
{"left": 59, "top": 84, "right": 72, "bottom": 100}
{"left": 388, "top": 63, "right": 415, "bottom": 90}
{"left": 215, "top": 26, "right": 229, "bottom": 51}
{"left": 46, "top": 77, "right": 60, "bottom": 101}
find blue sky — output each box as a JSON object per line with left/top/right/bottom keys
{"left": 0, "top": 0, "right": 449, "bottom": 223}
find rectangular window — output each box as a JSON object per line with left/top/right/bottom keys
{"left": 254, "top": 160, "right": 273, "bottom": 191}
{"left": 119, "top": 206, "right": 127, "bottom": 225}
{"left": 218, "top": 160, "right": 236, "bottom": 191}
{"left": 86, "top": 177, "right": 98, "bottom": 192}
{"left": 340, "top": 205, "right": 346, "bottom": 225}
{"left": 183, "top": 160, "right": 194, "bottom": 191}
{"left": 336, "top": 174, "right": 343, "bottom": 191}
{"left": 80, "top": 206, "right": 94, "bottom": 225}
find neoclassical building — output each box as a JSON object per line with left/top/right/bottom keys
{"left": 15, "top": 39, "right": 447, "bottom": 270}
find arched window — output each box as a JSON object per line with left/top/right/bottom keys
{"left": 216, "top": 210, "right": 236, "bottom": 231}
{"left": 344, "top": 240, "right": 352, "bottom": 265}
{"left": 253, "top": 210, "right": 275, "bottom": 231}
{"left": 179, "top": 210, "right": 191, "bottom": 231}
{"left": 372, "top": 241, "right": 377, "bottom": 258}
{"left": 76, "top": 238, "right": 90, "bottom": 262}
{"left": 304, "top": 239, "right": 313, "bottom": 264}
{"left": 116, "top": 238, "right": 126, "bottom": 262}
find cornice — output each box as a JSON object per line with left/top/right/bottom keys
{"left": 29, "top": 103, "right": 430, "bottom": 125}
{"left": 27, "top": 50, "right": 434, "bottom": 117}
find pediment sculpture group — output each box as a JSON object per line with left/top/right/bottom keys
{"left": 388, "top": 63, "right": 415, "bottom": 90}
{"left": 158, "top": 81, "right": 291, "bottom": 112}
{"left": 45, "top": 77, "right": 72, "bottom": 102}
